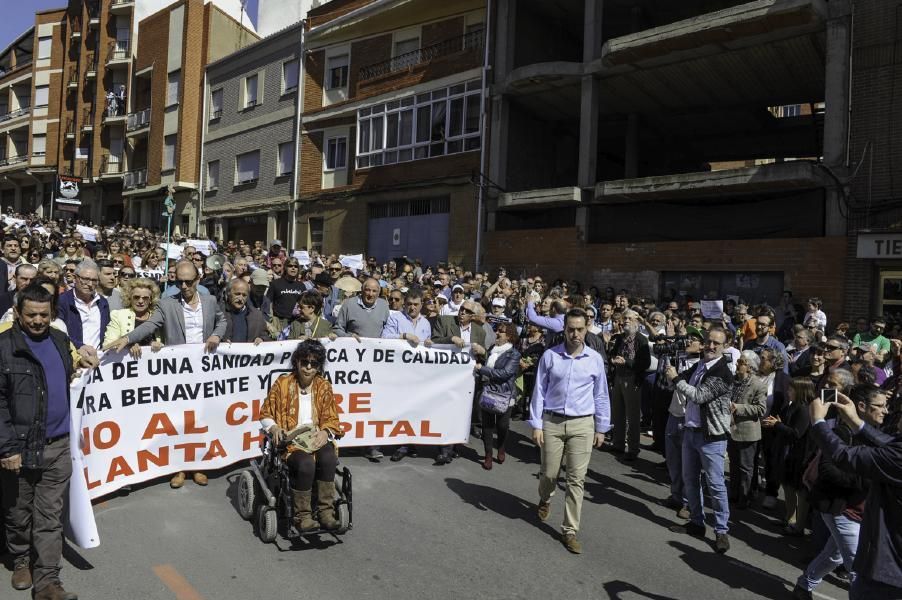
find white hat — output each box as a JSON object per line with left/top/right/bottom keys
{"left": 492, "top": 297, "right": 506, "bottom": 308}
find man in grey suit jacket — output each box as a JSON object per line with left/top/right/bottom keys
{"left": 106, "top": 261, "right": 226, "bottom": 489}
{"left": 431, "top": 299, "right": 487, "bottom": 464}
{"left": 108, "top": 260, "right": 226, "bottom": 351}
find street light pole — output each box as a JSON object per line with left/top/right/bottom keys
{"left": 163, "top": 185, "right": 176, "bottom": 276}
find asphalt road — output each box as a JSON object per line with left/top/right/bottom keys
{"left": 5, "top": 423, "right": 846, "bottom": 600}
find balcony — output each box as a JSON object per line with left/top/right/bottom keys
{"left": 0, "top": 106, "right": 31, "bottom": 123}
{"left": 85, "top": 55, "right": 98, "bottom": 81}
{"left": 67, "top": 67, "right": 79, "bottom": 91}
{"left": 110, "top": 0, "right": 135, "bottom": 14}
{"left": 106, "top": 40, "right": 130, "bottom": 67}
{"left": 70, "top": 17, "right": 82, "bottom": 41}
{"left": 103, "top": 89, "right": 127, "bottom": 124}
{"left": 123, "top": 167, "right": 147, "bottom": 190}
{"left": 65, "top": 119, "right": 76, "bottom": 140}
{"left": 126, "top": 108, "right": 150, "bottom": 135}
{"left": 81, "top": 110, "right": 95, "bottom": 133}
{"left": 87, "top": 3, "right": 100, "bottom": 28}
{"left": 0, "top": 154, "right": 29, "bottom": 169}
{"left": 99, "top": 154, "right": 123, "bottom": 179}
{"left": 359, "top": 28, "right": 485, "bottom": 82}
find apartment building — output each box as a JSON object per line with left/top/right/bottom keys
{"left": 295, "top": 0, "right": 487, "bottom": 265}
{"left": 482, "top": 0, "right": 852, "bottom": 317}
{"left": 122, "top": 0, "right": 257, "bottom": 235}
{"left": 201, "top": 21, "right": 302, "bottom": 243}
{"left": 0, "top": 8, "right": 68, "bottom": 215}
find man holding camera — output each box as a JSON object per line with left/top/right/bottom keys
{"left": 806, "top": 387, "right": 902, "bottom": 599}
{"left": 665, "top": 326, "right": 734, "bottom": 553}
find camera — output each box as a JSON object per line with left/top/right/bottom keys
{"left": 821, "top": 388, "right": 837, "bottom": 403}
{"left": 650, "top": 334, "right": 691, "bottom": 356}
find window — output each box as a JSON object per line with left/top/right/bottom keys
{"left": 282, "top": 59, "right": 299, "bottom": 93}
{"left": 210, "top": 89, "right": 223, "bottom": 119}
{"left": 309, "top": 217, "right": 323, "bottom": 252}
{"left": 166, "top": 70, "right": 180, "bottom": 106}
{"left": 392, "top": 36, "right": 420, "bottom": 71}
{"left": 277, "top": 142, "right": 294, "bottom": 176}
{"left": 356, "top": 79, "right": 481, "bottom": 168}
{"left": 38, "top": 37, "right": 52, "bottom": 60}
{"left": 163, "top": 135, "right": 176, "bottom": 171}
{"left": 326, "top": 55, "right": 348, "bottom": 90}
{"left": 325, "top": 136, "right": 347, "bottom": 170}
{"left": 206, "top": 160, "right": 219, "bottom": 190}
{"left": 244, "top": 74, "right": 258, "bottom": 108}
{"left": 32, "top": 134, "right": 46, "bottom": 157}
{"left": 235, "top": 150, "right": 260, "bottom": 184}
{"left": 34, "top": 86, "right": 49, "bottom": 108}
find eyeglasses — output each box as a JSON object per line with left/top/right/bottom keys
{"left": 120, "top": 271, "right": 136, "bottom": 279}
{"left": 285, "top": 263, "right": 299, "bottom": 268}
{"left": 705, "top": 340, "right": 724, "bottom": 347}
{"left": 298, "top": 360, "right": 320, "bottom": 369}
{"left": 271, "top": 263, "right": 283, "bottom": 267}
{"left": 192, "top": 257, "right": 203, "bottom": 262}
{"left": 825, "top": 344, "right": 843, "bottom": 352}
{"left": 175, "top": 278, "right": 196, "bottom": 287}
{"left": 76, "top": 275, "right": 99, "bottom": 285}
{"left": 459, "top": 308, "right": 474, "bottom": 315}
{"left": 112, "top": 259, "right": 125, "bottom": 265}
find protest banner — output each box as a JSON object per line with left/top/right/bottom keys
{"left": 292, "top": 250, "right": 310, "bottom": 265}
{"left": 187, "top": 239, "right": 216, "bottom": 256}
{"left": 76, "top": 225, "right": 98, "bottom": 242}
{"left": 68, "top": 339, "right": 473, "bottom": 517}
{"left": 135, "top": 268, "right": 165, "bottom": 281}
{"left": 700, "top": 300, "right": 724, "bottom": 320}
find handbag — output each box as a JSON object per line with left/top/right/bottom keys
{"left": 801, "top": 449, "right": 822, "bottom": 491}
{"left": 479, "top": 388, "right": 511, "bottom": 415}
{"left": 287, "top": 425, "right": 322, "bottom": 454}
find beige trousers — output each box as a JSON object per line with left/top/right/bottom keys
{"left": 538, "top": 414, "right": 595, "bottom": 535}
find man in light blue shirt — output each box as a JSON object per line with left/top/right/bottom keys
{"left": 530, "top": 307, "right": 610, "bottom": 555}
{"left": 381, "top": 288, "right": 432, "bottom": 463}
{"left": 525, "top": 298, "right": 566, "bottom": 333}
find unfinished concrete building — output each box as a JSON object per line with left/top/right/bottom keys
{"left": 484, "top": 0, "right": 852, "bottom": 316}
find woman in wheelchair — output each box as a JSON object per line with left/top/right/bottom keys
{"left": 260, "top": 340, "right": 343, "bottom": 532}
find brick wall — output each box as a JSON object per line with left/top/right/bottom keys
{"left": 136, "top": 7, "right": 171, "bottom": 185}
{"left": 299, "top": 131, "right": 324, "bottom": 196}
{"left": 303, "top": 49, "right": 325, "bottom": 114}
{"left": 177, "top": 0, "right": 206, "bottom": 184}
{"left": 484, "top": 230, "right": 848, "bottom": 319}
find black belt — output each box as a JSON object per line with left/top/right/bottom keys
{"left": 45, "top": 434, "right": 69, "bottom": 445}
{"left": 543, "top": 410, "right": 592, "bottom": 420}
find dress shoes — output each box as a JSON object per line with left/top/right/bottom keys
{"left": 170, "top": 472, "right": 186, "bottom": 489}
{"left": 192, "top": 472, "right": 208, "bottom": 486}
{"left": 496, "top": 448, "right": 506, "bottom": 464}
{"left": 33, "top": 582, "right": 78, "bottom": 600}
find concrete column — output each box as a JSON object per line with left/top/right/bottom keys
{"left": 625, "top": 113, "right": 640, "bottom": 179}
{"left": 488, "top": 95, "right": 510, "bottom": 191}
{"left": 583, "top": 0, "right": 604, "bottom": 62}
{"left": 822, "top": 1, "right": 852, "bottom": 236}
{"left": 266, "top": 210, "right": 278, "bottom": 245}
{"left": 214, "top": 217, "right": 225, "bottom": 243}
{"left": 577, "top": 75, "right": 600, "bottom": 188}
{"left": 12, "top": 184, "right": 21, "bottom": 212}
{"left": 493, "top": 0, "right": 517, "bottom": 80}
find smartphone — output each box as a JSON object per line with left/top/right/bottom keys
{"left": 821, "top": 388, "right": 837, "bottom": 403}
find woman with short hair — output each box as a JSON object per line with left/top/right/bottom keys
{"left": 476, "top": 322, "right": 522, "bottom": 470}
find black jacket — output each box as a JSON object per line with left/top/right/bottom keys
{"left": 809, "top": 420, "right": 867, "bottom": 517}
{"left": 609, "top": 333, "right": 651, "bottom": 386}
{"left": 222, "top": 305, "right": 271, "bottom": 343}
{"left": 811, "top": 421, "right": 902, "bottom": 588}
{"left": 0, "top": 324, "right": 75, "bottom": 468}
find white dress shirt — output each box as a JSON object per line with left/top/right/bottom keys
{"left": 182, "top": 297, "right": 205, "bottom": 344}
{"left": 75, "top": 293, "right": 102, "bottom": 348}
{"left": 460, "top": 324, "right": 472, "bottom": 344}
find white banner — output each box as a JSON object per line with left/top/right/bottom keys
{"left": 134, "top": 268, "right": 164, "bottom": 281}
{"left": 67, "top": 339, "right": 474, "bottom": 545}
{"left": 187, "top": 239, "right": 216, "bottom": 256}
{"left": 76, "top": 225, "right": 98, "bottom": 242}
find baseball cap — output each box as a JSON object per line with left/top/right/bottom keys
{"left": 313, "top": 272, "right": 332, "bottom": 287}
{"left": 492, "top": 297, "right": 506, "bottom": 308}
{"left": 452, "top": 284, "right": 464, "bottom": 292}
{"left": 270, "top": 239, "right": 282, "bottom": 247}
{"left": 250, "top": 269, "right": 270, "bottom": 286}
{"left": 686, "top": 326, "right": 704, "bottom": 340}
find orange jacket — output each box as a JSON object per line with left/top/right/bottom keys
{"left": 260, "top": 373, "right": 342, "bottom": 455}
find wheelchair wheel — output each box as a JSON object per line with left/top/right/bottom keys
{"left": 256, "top": 505, "right": 277, "bottom": 543}
{"left": 237, "top": 471, "right": 255, "bottom": 521}
{"left": 336, "top": 501, "right": 350, "bottom": 533}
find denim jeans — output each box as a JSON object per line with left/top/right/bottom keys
{"left": 850, "top": 576, "right": 902, "bottom": 600}
{"left": 665, "top": 415, "right": 685, "bottom": 505}
{"left": 682, "top": 428, "right": 729, "bottom": 534}
{"left": 799, "top": 512, "right": 859, "bottom": 591}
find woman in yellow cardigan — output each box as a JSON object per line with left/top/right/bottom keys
{"left": 103, "top": 277, "right": 162, "bottom": 359}
{"left": 260, "top": 339, "right": 343, "bottom": 532}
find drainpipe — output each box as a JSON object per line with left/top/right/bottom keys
{"left": 197, "top": 69, "right": 209, "bottom": 236}
{"left": 474, "top": 0, "right": 492, "bottom": 273}
{"left": 289, "top": 22, "right": 306, "bottom": 251}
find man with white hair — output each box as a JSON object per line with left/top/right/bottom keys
{"left": 56, "top": 260, "right": 109, "bottom": 357}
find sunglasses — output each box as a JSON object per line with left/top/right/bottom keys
{"left": 120, "top": 271, "right": 136, "bottom": 278}
{"left": 298, "top": 360, "right": 321, "bottom": 369}
{"left": 285, "top": 263, "right": 299, "bottom": 268}
{"left": 175, "top": 278, "right": 196, "bottom": 287}
{"left": 825, "top": 344, "right": 843, "bottom": 351}
{"left": 459, "top": 308, "right": 474, "bottom": 315}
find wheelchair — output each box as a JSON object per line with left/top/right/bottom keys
{"left": 235, "top": 368, "right": 352, "bottom": 543}
{"left": 236, "top": 430, "right": 353, "bottom": 543}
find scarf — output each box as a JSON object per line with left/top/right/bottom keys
{"left": 487, "top": 343, "right": 512, "bottom": 368}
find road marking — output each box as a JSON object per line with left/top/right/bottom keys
{"left": 725, "top": 558, "right": 840, "bottom": 600}
{"left": 153, "top": 564, "right": 205, "bottom": 600}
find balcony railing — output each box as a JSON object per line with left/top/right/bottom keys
{"left": 81, "top": 110, "right": 95, "bottom": 131}
{"left": 359, "top": 28, "right": 484, "bottom": 82}
{"left": 87, "top": 2, "right": 100, "bottom": 26}
{"left": 70, "top": 16, "right": 82, "bottom": 39}
{"left": 127, "top": 108, "right": 150, "bottom": 132}
{"left": 106, "top": 40, "right": 130, "bottom": 65}
{"left": 65, "top": 119, "right": 76, "bottom": 139}
{"left": 100, "top": 154, "right": 123, "bottom": 175}
{"left": 85, "top": 55, "right": 98, "bottom": 80}
{"left": 123, "top": 167, "right": 147, "bottom": 190}
{"left": 0, "top": 155, "right": 29, "bottom": 167}
{"left": 0, "top": 106, "right": 31, "bottom": 122}
{"left": 67, "top": 67, "right": 79, "bottom": 90}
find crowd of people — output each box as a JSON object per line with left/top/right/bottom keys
{"left": 0, "top": 211, "right": 899, "bottom": 599}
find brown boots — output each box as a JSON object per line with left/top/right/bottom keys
{"left": 292, "top": 489, "right": 318, "bottom": 532}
